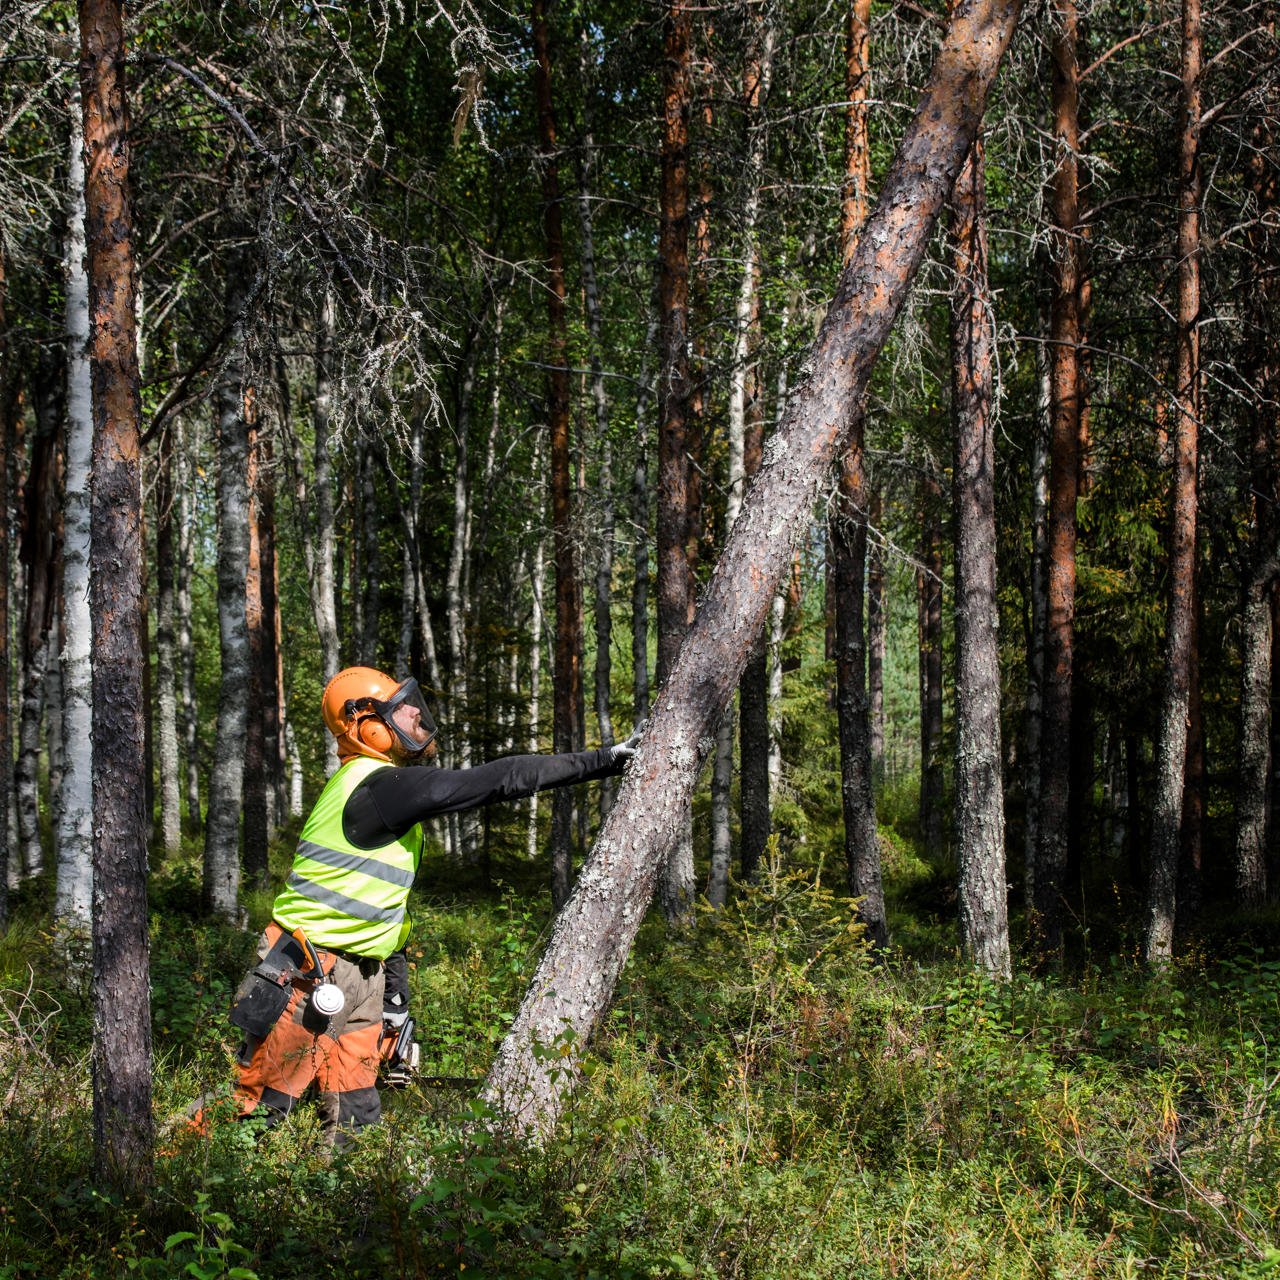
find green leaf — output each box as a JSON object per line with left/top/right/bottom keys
{"left": 163, "top": 1232, "right": 198, "bottom": 1251}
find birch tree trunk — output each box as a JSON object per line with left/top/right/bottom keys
{"left": 533, "top": 0, "right": 583, "bottom": 909}
{"left": 1035, "top": 0, "right": 1085, "bottom": 963}
{"left": 80, "top": 0, "right": 153, "bottom": 1190}
{"left": 57, "top": 87, "right": 94, "bottom": 927}
{"left": 483, "top": 0, "right": 1024, "bottom": 1135}
{"left": 1146, "top": 0, "right": 1201, "bottom": 965}
{"left": 202, "top": 274, "right": 251, "bottom": 923}
{"left": 527, "top": 531, "right": 547, "bottom": 860}
{"left": 313, "top": 289, "right": 340, "bottom": 775}
{"left": 950, "top": 133, "right": 1009, "bottom": 977}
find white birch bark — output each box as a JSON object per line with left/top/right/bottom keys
{"left": 313, "top": 289, "right": 341, "bottom": 776}
{"left": 56, "top": 91, "right": 94, "bottom": 927}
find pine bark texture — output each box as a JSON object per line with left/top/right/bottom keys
{"left": 202, "top": 277, "right": 251, "bottom": 922}
{"left": 950, "top": 136, "right": 1009, "bottom": 977}
{"left": 57, "top": 89, "right": 95, "bottom": 927}
{"left": 1146, "top": 0, "right": 1201, "bottom": 965}
{"left": 533, "top": 0, "right": 582, "bottom": 910}
{"left": 79, "top": 0, "right": 153, "bottom": 1190}
{"left": 830, "top": 0, "right": 886, "bottom": 948}
{"left": 482, "top": 0, "right": 1025, "bottom": 1135}
{"left": 1035, "top": 0, "right": 1085, "bottom": 962}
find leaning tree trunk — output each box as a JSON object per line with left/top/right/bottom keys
{"left": 482, "top": 0, "right": 1024, "bottom": 1136}
{"left": 1035, "top": 0, "right": 1086, "bottom": 964}
{"left": 950, "top": 132, "right": 1009, "bottom": 978}
{"left": 57, "top": 86, "right": 95, "bottom": 928}
{"left": 80, "top": 0, "right": 153, "bottom": 1192}
{"left": 830, "top": 0, "right": 886, "bottom": 947}
{"left": 1146, "top": 0, "right": 1201, "bottom": 965}
{"left": 202, "top": 273, "right": 251, "bottom": 923}
{"left": 533, "top": 0, "right": 583, "bottom": 909}
{"left": 654, "top": 0, "right": 697, "bottom": 923}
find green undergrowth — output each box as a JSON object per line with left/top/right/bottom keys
{"left": 1, "top": 844, "right": 1278, "bottom": 1278}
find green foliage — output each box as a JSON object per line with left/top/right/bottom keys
{"left": 9, "top": 842, "right": 1280, "bottom": 1278}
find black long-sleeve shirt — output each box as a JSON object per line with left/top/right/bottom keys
{"left": 341, "top": 748, "right": 622, "bottom": 850}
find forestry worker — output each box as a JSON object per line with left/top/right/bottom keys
{"left": 196, "top": 664, "right": 638, "bottom": 1147}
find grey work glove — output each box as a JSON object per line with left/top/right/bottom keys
{"left": 610, "top": 722, "right": 646, "bottom": 763}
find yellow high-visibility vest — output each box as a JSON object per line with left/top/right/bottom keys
{"left": 271, "top": 757, "right": 423, "bottom": 959}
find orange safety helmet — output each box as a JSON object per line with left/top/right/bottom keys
{"left": 322, "top": 666, "right": 438, "bottom": 764}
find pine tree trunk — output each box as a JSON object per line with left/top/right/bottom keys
{"left": 202, "top": 274, "right": 251, "bottom": 923}
{"left": 533, "top": 0, "right": 582, "bottom": 909}
{"left": 79, "top": 0, "right": 153, "bottom": 1190}
{"left": 830, "top": 0, "right": 884, "bottom": 946}
{"left": 1177, "top": 596, "right": 1203, "bottom": 925}
{"left": 950, "top": 135, "right": 1009, "bottom": 977}
{"left": 57, "top": 87, "right": 94, "bottom": 926}
{"left": 1238, "top": 544, "right": 1279, "bottom": 906}
{"left": 1146, "top": 0, "right": 1201, "bottom": 965}
{"left": 483, "top": 0, "right": 1024, "bottom": 1135}
{"left": 654, "top": 0, "right": 697, "bottom": 923}
{"left": 1035, "top": 0, "right": 1085, "bottom": 963}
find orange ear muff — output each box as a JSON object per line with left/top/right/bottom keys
{"left": 356, "top": 714, "right": 395, "bottom": 756}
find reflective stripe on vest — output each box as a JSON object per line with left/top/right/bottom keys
{"left": 271, "top": 756, "right": 423, "bottom": 959}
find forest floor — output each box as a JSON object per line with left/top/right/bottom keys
{"left": 1, "top": 815, "right": 1279, "bottom": 1279}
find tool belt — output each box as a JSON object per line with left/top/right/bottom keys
{"left": 228, "top": 930, "right": 315, "bottom": 1040}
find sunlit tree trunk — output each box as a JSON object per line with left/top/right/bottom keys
{"left": 1146, "top": 0, "right": 1201, "bottom": 965}
{"left": 950, "top": 132, "right": 1009, "bottom": 977}
{"left": 154, "top": 417, "right": 181, "bottom": 854}
{"left": 483, "top": 0, "right": 1024, "bottom": 1135}
{"left": 242, "top": 415, "right": 269, "bottom": 890}
{"left": 312, "top": 289, "right": 340, "bottom": 775}
{"left": 80, "top": 0, "right": 153, "bottom": 1190}
{"left": 57, "top": 86, "right": 94, "bottom": 926}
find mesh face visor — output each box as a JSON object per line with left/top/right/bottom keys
{"left": 365, "top": 678, "right": 438, "bottom": 757}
